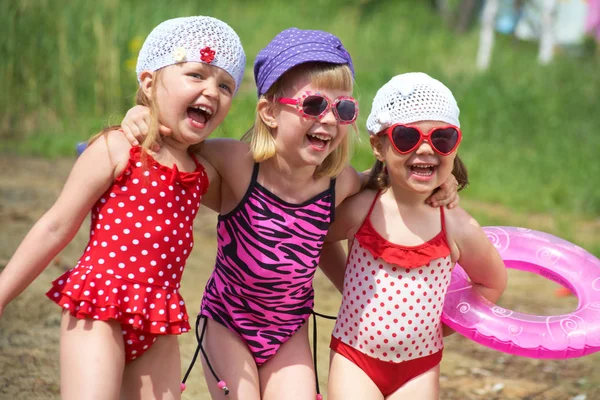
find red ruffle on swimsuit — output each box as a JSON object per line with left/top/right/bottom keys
{"left": 46, "top": 146, "right": 208, "bottom": 359}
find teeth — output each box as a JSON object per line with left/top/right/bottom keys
{"left": 192, "top": 105, "right": 213, "bottom": 115}
{"left": 308, "top": 133, "right": 331, "bottom": 141}
{"left": 412, "top": 164, "right": 435, "bottom": 168}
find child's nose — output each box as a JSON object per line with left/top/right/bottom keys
{"left": 318, "top": 107, "right": 337, "bottom": 125}
{"left": 416, "top": 140, "right": 435, "bottom": 154}
{"left": 202, "top": 81, "right": 219, "bottom": 98}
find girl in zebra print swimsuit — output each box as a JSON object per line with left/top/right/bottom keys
{"left": 121, "top": 29, "right": 459, "bottom": 400}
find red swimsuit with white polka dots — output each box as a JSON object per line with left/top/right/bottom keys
{"left": 333, "top": 192, "right": 452, "bottom": 363}
{"left": 47, "top": 146, "right": 208, "bottom": 337}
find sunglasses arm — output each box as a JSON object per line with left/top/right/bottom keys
{"left": 277, "top": 98, "right": 298, "bottom": 105}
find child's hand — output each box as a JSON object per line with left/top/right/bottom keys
{"left": 426, "top": 174, "right": 459, "bottom": 208}
{"left": 121, "top": 105, "right": 172, "bottom": 148}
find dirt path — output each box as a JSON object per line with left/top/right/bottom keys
{"left": 0, "top": 155, "right": 598, "bottom": 399}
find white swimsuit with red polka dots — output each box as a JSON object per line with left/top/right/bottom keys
{"left": 333, "top": 192, "right": 453, "bottom": 363}
{"left": 46, "top": 146, "right": 208, "bottom": 335}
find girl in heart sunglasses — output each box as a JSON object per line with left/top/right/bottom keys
{"left": 321, "top": 72, "right": 507, "bottom": 400}
{"left": 120, "top": 30, "right": 461, "bottom": 398}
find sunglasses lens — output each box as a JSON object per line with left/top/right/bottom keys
{"left": 391, "top": 126, "right": 421, "bottom": 152}
{"left": 302, "top": 96, "right": 328, "bottom": 117}
{"left": 335, "top": 100, "right": 357, "bottom": 122}
{"left": 431, "top": 128, "right": 459, "bottom": 154}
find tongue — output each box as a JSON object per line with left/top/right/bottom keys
{"left": 308, "top": 135, "right": 326, "bottom": 149}
{"left": 187, "top": 108, "right": 207, "bottom": 125}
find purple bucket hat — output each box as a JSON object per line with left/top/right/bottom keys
{"left": 254, "top": 28, "right": 354, "bottom": 97}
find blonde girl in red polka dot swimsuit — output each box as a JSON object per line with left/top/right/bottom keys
{"left": 0, "top": 16, "right": 245, "bottom": 400}
{"left": 322, "top": 73, "right": 508, "bottom": 400}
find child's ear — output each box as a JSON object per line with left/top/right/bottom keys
{"left": 139, "top": 71, "right": 155, "bottom": 98}
{"left": 257, "top": 98, "right": 278, "bottom": 129}
{"left": 370, "top": 134, "right": 386, "bottom": 162}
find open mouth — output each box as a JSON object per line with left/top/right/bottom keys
{"left": 410, "top": 164, "right": 436, "bottom": 177}
{"left": 307, "top": 133, "right": 332, "bottom": 150}
{"left": 187, "top": 105, "right": 213, "bottom": 127}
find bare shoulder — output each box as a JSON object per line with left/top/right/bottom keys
{"left": 336, "top": 165, "right": 360, "bottom": 185}
{"left": 104, "top": 129, "right": 132, "bottom": 152}
{"left": 444, "top": 206, "right": 481, "bottom": 234}
{"left": 53, "top": 129, "right": 131, "bottom": 218}
{"left": 331, "top": 188, "right": 377, "bottom": 241}
{"left": 343, "top": 188, "right": 378, "bottom": 211}
{"left": 201, "top": 138, "right": 251, "bottom": 157}
{"left": 444, "top": 206, "right": 489, "bottom": 253}
{"left": 86, "top": 129, "right": 132, "bottom": 176}
{"left": 334, "top": 165, "right": 362, "bottom": 205}
{"left": 198, "top": 138, "right": 252, "bottom": 173}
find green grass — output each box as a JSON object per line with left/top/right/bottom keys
{"left": 2, "top": 0, "right": 599, "bottom": 225}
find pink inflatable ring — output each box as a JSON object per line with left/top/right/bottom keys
{"left": 442, "top": 226, "right": 600, "bottom": 359}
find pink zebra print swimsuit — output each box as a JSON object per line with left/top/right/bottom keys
{"left": 199, "top": 162, "right": 335, "bottom": 365}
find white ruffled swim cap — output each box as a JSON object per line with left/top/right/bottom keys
{"left": 136, "top": 16, "right": 246, "bottom": 94}
{"left": 366, "top": 72, "right": 460, "bottom": 135}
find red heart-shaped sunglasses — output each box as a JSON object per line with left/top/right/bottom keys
{"left": 381, "top": 124, "right": 462, "bottom": 155}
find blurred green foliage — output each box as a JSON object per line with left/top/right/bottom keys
{"left": 1, "top": 0, "right": 599, "bottom": 241}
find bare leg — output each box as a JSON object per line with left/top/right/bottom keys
{"left": 199, "top": 318, "right": 261, "bottom": 400}
{"left": 260, "top": 323, "right": 316, "bottom": 400}
{"left": 327, "top": 350, "right": 383, "bottom": 400}
{"left": 60, "top": 310, "right": 125, "bottom": 400}
{"left": 121, "top": 335, "right": 181, "bottom": 400}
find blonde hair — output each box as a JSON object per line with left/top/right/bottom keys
{"left": 242, "top": 62, "right": 355, "bottom": 178}
{"left": 88, "top": 71, "right": 164, "bottom": 163}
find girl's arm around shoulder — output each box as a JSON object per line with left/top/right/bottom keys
{"left": 197, "top": 138, "right": 252, "bottom": 177}
{"left": 445, "top": 206, "right": 508, "bottom": 303}
{"left": 0, "top": 130, "right": 129, "bottom": 316}
{"left": 320, "top": 189, "right": 378, "bottom": 292}
{"left": 199, "top": 137, "right": 252, "bottom": 175}
{"left": 329, "top": 188, "right": 377, "bottom": 243}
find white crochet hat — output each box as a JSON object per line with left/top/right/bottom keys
{"left": 366, "top": 72, "right": 460, "bottom": 135}
{"left": 136, "top": 16, "right": 246, "bottom": 94}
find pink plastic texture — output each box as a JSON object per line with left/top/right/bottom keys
{"left": 442, "top": 226, "right": 600, "bottom": 359}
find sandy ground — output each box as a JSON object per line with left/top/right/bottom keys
{"left": 0, "top": 155, "right": 598, "bottom": 400}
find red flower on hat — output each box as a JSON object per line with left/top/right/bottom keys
{"left": 200, "top": 47, "right": 215, "bottom": 63}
